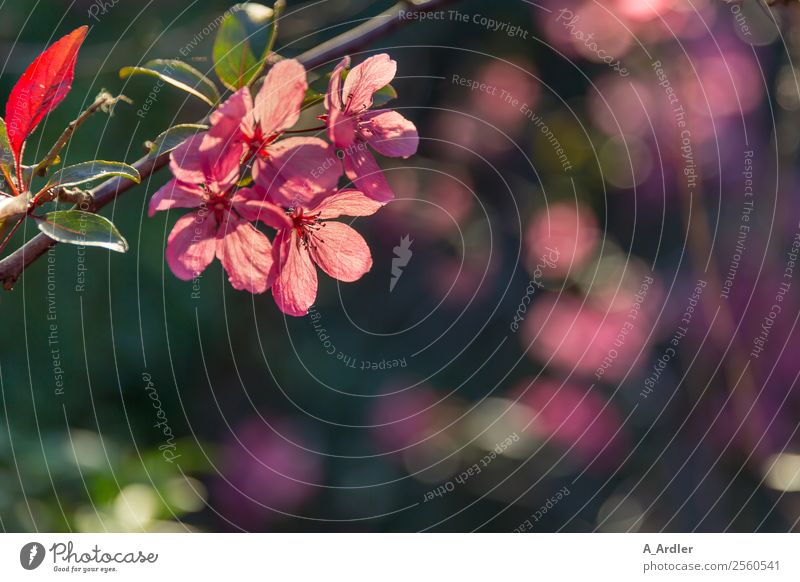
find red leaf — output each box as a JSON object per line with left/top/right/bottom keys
{"left": 4, "top": 26, "right": 88, "bottom": 166}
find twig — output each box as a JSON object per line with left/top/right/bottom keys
{"left": 32, "top": 91, "right": 128, "bottom": 178}
{"left": 0, "top": 0, "right": 457, "bottom": 289}
{"left": 299, "top": 0, "right": 458, "bottom": 70}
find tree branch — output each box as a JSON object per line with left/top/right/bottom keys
{"left": 0, "top": 0, "right": 456, "bottom": 289}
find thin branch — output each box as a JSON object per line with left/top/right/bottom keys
{"left": 32, "top": 91, "right": 129, "bottom": 178}
{"left": 299, "top": 0, "right": 458, "bottom": 70}
{"left": 0, "top": 0, "right": 457, "bottom": 289}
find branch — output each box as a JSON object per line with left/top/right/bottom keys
{"left": 0, "top": 0, "right": 456, "bottom": 289}
{"left": 299, "top": 0, "right": 458, "bottom": 70}
{"left": 32, "top": 91, "right": 130, "bottom": 178}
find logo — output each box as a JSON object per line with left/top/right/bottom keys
{"left": 20, "top": 542, "right": 46, "bottom": 570}
{"left": 390, "top": 235, "right": 413, "bottom": 292}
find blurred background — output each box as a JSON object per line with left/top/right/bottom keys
{"left": 2, "top": 0, "right": 800, "bottom": 532}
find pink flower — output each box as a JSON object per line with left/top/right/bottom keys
{"left": 511, "top": 379, "right": 628, "bottom": 471}
{"left": 325, "top": 54, "right": 419, "bottom": 202}
{"left": 524, "top": 293, "right": 648, "bottom": 382}
{"left": 209, "top": 59, "right": 340, "bottom": 206}
{"left": 271, "top": 189, "right": 382, "bottom": 316}
{"left": 150, "top": 133, "right": 289, "bottom": 293}
{"left": 213, "top": 417, "right": 323, "bottom": 529}
{"left": 525, "top": 202, "right": 598, "bottom": 279}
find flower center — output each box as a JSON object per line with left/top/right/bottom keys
{"left": 290, "top": 208, "right": 325, "bottom": 249}
{"left": 249, "top": 125, "right": 280, "bottom": 159}
{"left": 202, "top": 183, "right": 232, "bottom": 221}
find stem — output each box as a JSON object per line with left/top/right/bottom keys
{"left": 0, "top": 0, "right": 459, "bottom": 289}
{"left": 282, "top": 125, "right": 327, "bottom": 134}
{"left": 32, "top": 91, "right": 127, "bottom": 178}
{"left": 1, "top": 164, "right": 18, "bottom": 196}
{"left": 0, "top": 217, "right": 24, "bottom": 256}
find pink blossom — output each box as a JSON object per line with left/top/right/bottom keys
{"left": 325, "top": 54, "right": 419, "bottom": 202}
{"left": 271, "top": 189, "right": 382, "bottom": 316}
{"left": 512, "top": 379, "right": 628, "bottom": 471}
{"left": 524, "top": 293, "right": 648, "bottom": 382}
{"left": 208, "top": 59, "right": 340, "bottom": 206}
{"left": 214, "top": 418, "right": 323, "bottom": 529}
{"left": 150, "top": 133, "right": 289, "bottom": 293}
{"left": 525, "top": 203, "right": 598, "bottom": 279}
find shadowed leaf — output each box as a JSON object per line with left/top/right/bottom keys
{"left": 145, "top": 124, "right": 209, "bottom": 158}
{"left": 34, "top": 210, "right": 128, "bottom": 252}
{"left": 46, "top": 161, "right": 140, "bottom": 189}
{"left": 213, "top": 1, "right": 285, "bottom": 90}
{"left": 120, "top": 60, "right": 220, "bottom": 106}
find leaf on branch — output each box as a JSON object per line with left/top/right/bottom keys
{"left": 34, "top": 210, "right": 128, "bottom": 253}
{"left": 4, "top": 26, "right": 88, "bottom": 165}
{"left": 301, "top": 88, "right": 325, "bottom": 110}
{"left": 372, "top": 84, "right": 398, "bottom": 107}
{"left": 213, "top": 1, "right": 285, "bottom": 91}
{"left": 46, "top": 161, "right": 141, "bottom": 189}
{"left": 145, "top": 124, "right": 209, "bottom": 158}
{"left": 120, "top": 60, "right": 221, "bottom": 106}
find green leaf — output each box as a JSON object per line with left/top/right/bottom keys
{"left": 34, "top": 210, "right": 128, "bottom": 253}
{"left": 301, "top": 88, "right": 324, "bottom": 110}
{"left": 120, "top": 60, "right": 220, "bottom": 106}
{"left": 372, "top": 84, "right": 397, "bottom": 108}
{"left": 145, "top": 124, "right": 209, "bottom": 157}
{"left": 46, "top": 161, "right": 141, "bottom": 190}
{"left": 308, "top": 72, "right": 332, "bottom": 95}
{"left": 213, "top": 1, "right": 285, "bottom": 91}
{"left": 0, "top": 118, "right": 15, "bottom": 185}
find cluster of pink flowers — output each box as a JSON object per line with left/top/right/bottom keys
{"left": 150, "top": 54, "right": 419, "bottom": 316}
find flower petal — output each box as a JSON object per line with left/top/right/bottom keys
{"left": 208, "top": 136, "right": 244, "bottom": 191}
{"left": 232, "top": 187, "right": 292, "bottom": 229}
{"left": 309, "top": 221, "right": 372, "bottom": 282}
{"left": 344, "top": 146, "right": 395, "bottom": 202}
{"left": 149, "top": 179, "right": 205, "bottom": 217}
{"left": 324, "top": 56, "right": 349, "bottom": 112}
{"left": 271, "top": 230, "right": 318, "bottom": 316}
{"left": 342, "top": 54, "right": 396, "bottom": 113}
{"left": 170, "top": 132, "right": 242, "bottom": 192}
{"left": 165, "top": 210, "right": 218, "bottom": 280}
{"left": 169, "top": 132, "right": 210, "bottom": 184}
{"left": 255, "top": 59, "right": 307, "bottom": 137}
{"left": 361, "top": 110, "right": 419, "bottom": 158}
{"left": 216, "top": 212, "right": 274, "bottom": 293}
{"left": 327, "top": 106, "right": 356, "bottom": 149}
{"left": 209, "top": 87, "right": 254, "bottom": 141}
{"left": 310, "top": 189, "right": 383, "bottom": 220}
{"left": 254, "top": 137, "right": 340, "bottom": 206}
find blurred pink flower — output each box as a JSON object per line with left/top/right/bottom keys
{"left": 682, "top": 52, "right": 763, "bottom": 119}
{"left": 214, "top": 418, "right": 323, "bottom": 529}
{"left": 525, "top": 202, "right": 598, "bottom": 278}
{"left": 370, "top": 384, "right": 441, "bottom": 453}
{"left": 469, "top": 60, "right": 539, "bottom": 128}
{"left": 149, "top": 134, "right": 288, "bottom": 293}
{"left": 590, "top": 75, "right": 655, "bottom": 137}
{"left": 326, "top": 54, "right": 419, "bottom": 202}
{"left": 614, "top": 0, "right": 677, "bottom": 22}
{"left": 271, "top": 189, "right": 383, "bottom": 316}
{"left": 524, "top": 293, "right": 648, "bottom": 382}
{"left": 513, "top": 379, "right": 628, "bottom": 470}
